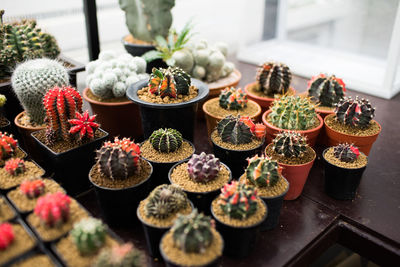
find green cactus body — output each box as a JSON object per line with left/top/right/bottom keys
{"left": 149, "top": 128, "right": 183, "bottom": 153}
{"left": 256, "top": 62, "right": 292, "bottom": 96}
{"left": 307, "top": 74, "right": 346, "bottom": 107}
{"left": 246, "top": 155, "right": 280, "bottom": 187}
{"left": 272, "top": 131, "right": 308, "bottom": 158}
{"left": 333, "top": 143, "right": 360, "bottom": 163}
{"left": 93, "top": 242, "right": 145, "bottom": 267}
{"left": 0, "top": 94, "right": 6, "bottom": 108}
{"left": 219, "top": 87, "right": 248, "bottom": 110}
{"left": 335, "top": 96, "right": 375, "bottom": 128}
{"left": 71, "top": 217, "right": 107, "bottom": 255}
{"left": 148, "top": 67, "right": 191, "bottom": 98}
{"left": 171, "top": 209, "right": 213, "bottom": 253}
{"left": 216, "top": 115, "right": 253, "bottom": 145}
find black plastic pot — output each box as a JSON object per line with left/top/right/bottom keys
{"left": 127, "top": 79, "right": 209, "bottom": 142}
{"left": 31, "top": 129, "right": 108, "bottom": 196}
{"left": 322, "top": 148, "right": 367, "bottom": 200}
{"left": 10, "top": 244, "right": 62, "bottom": 267}
{"left": 168, "top": 160, "right": 232, "bottom": 215}
{"left": 89, "top": 160, "right": 153, "bottom": 227}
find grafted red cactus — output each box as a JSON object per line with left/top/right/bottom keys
{"left": 0, "top": 223, "right": 14, "bottom": 250}
{"left": 69, "top": 110, "right": 100, "bottom": 141}
{"left": 20, "top": 179, "right": 45, "bottom": 198}
{"left": 254, "top": 123, "right": 266, "bottom": 139}
{"left": 0, "top": 132, "right": 17, "bottom": 160}
{"left": 34, "top": 192, "right": 71, "bottom": 227}
{"left": 4, "top": 158, "right": 25, "bottom": 176}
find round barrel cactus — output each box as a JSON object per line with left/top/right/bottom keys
{"left": 272, "top": 131, "right": 308, "bottom": 158}
{"left": 246, "top": 155, "right": 280, "bottom": 187}
{"left": 71, "top": 217, "right": 107, "bottom": 255}
{"left": 187, "top": 152, "right": 220, "bottom": 183}
{"left": 256, "top": 62, "right": 292, "bottom": 96}
{"left": 307, "top": 74, "right": 345, "bottom": 107}
{"left": 219, "top": 87, "right": 248, "bottom": 110}
{"left": 148, "top": 67, "right": 191, "bottom": 98}
{"left": 335, "top": 96, "right": 375, "bottom": 128}
{"left": 333, "top": 143, "right": 360, "bottom": 163}
{"left": 149, "top": 128, "right": 183, "bottom": 153}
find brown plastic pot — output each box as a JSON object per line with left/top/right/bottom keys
{"left": 265, "top": 144, "right": 316, "bottom": 200}
{"left": 262, "top": 110, "right": 323, "bottom": 147}
{"left": 324, "top": 114, "right": 381, "bottom": 156}
{"left": 82, "top": 88, "right": 143, "bottom": 140}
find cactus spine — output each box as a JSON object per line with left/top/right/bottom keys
{"left": 335, "top": 96, "right": 375, "bottom": 128}
{"left": 219, "top": 87, "right": 248, "bottom": 110}
{"left": 187, "top": 152, "right": 220, "bottom": 183}
{"left": 333, "top": 143, "right": 360, "bottom": 163}
{"left": 20, "top": 179, "right": 45, "bottom": 198}
{"left": 149, "top": 128, "right": 183, "bottom": 153}
{"left": 256, "top": 62, "right": 292, "bottom": 96}
{"left": 307, "top": 74, "right": 346, "bottom": 107}
{"left": 4, "top": 158, "right": 25, "bottom": 176}
{"left": 148, "top": 67, "right": 191, "bottom": 98}
{"left": 71, "top": 217, "right": 107, "bottom": 255}
{"left": 246, "top": 155, "right": 280, "bottom": 187}
{"left": 272, "top": 131, "right": 308, "bottom": 158}
{"left": 94, "top": 242, "right": 145, "bottom": 267}
{"left": 34, "top": 192, "right": 71, "bottom": 227}
{"left": 0, "top": 132, "right": 17, "bottom": 160}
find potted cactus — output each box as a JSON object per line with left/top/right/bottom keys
{"left": 0, "top": 131, "right": 26, "bottom": 167}
{"left": 82, "top": 51, "right": 148, "bottom": 139}
{"left": 0, "top": 196, "right": 16, "bottom": 223}
{"left": 324, "top": 96, "right": 381, "bottom": 155}
{"left": 239, "top": 155, "right": 289, "bottom": 230}
{"left": 127, "top": 66, "right": 209, "bottom": 141}
{"left": 323, "top": 143, "right": 368, "bottom": 200}
{"left": 0, "top": 94, "right": 10, "bottom": 132}
{"left": 262, "top": 95, "right": 323, "bottom": 147}
{"left": 88, "top": 137, "right": 153, "bottom": 226}
{"left": 264, "top": 132, "right": 316, "bottom": 200}
{"left": 203, "top": 87, "right": 262, "bottom": 138}
{"left": 160, "top": 209, "right": 224, "bottom": 267}
{"left": 211, "top": 181, "right": 267, "bottom": 258}
{"left": 168, "top": 152, "right": 232, "bottom": 214}
{"left": 211, "top": 115, "right": 266, "bottom": 179}
{"left": 93, "top": 242, "right": 146, "bottom": 267}
{"left": 137, "top": 184, "right": 192, "bottom": 257}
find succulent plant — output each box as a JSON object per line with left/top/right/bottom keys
{"left": 0, "top": 94, "right": 6, "bottom": 108}
{"left": 96, "top": 137, "right": 141, "bottom": 180}
{"left": 0, "top": 132, "right": 17, "bottom": 160}
{"left": 187, "top": 152, "right": 220, "bottom": 183}
{"left": 4, "top": 158, "right": 25, "bottom": 176}
{"left": 148, "top": 67, "right": 191, "bottom": 98}
{"left": 93, "top": 242, "right": 145, "bottom": 267}
{"left": 218, "top": 181, "right": 258, "bottom": 220}
{"left": 34, "top": 192, "right": 71, "bottom": 227}
{"left": 145, "top": 184, "right": 189, "bottom": 219}
{"left": 256, "top": 62, "right": 292, "bottom": 96}
{"left": 335, "top": 96, "right": 375, "bottom": 128}
{"left": 20, "top": 179, "right": 45, "bottom": 198}
{"left": 71, "top": 217, "right": 107, "bottom": 255}
{"left": 171, "top": 209, "right": 213, "bottom": 253}
{"left": 254, "top": 123, "right": 267, "bottom": 139}
{"left": 149, "top": 128, "right": 183, "bottom": 153}
{"left": 246, "top": 155, "right": 281, "bottom": 187}
{"left": 219, "top": 87, "right": 248, "bottom": 110}
{"left": 333, "top": 143, "right": 360, "bottom": 163}
{"left": 0, "top": 10, "right": 60, "bottom": 79}
{"left": 69, "top": 110, "right": 100, "bottom": 141}
{"left": 269, "top": 95, "right": 318, "bottom": 130}
{"left": 307, "top": 74, "right": 346, "bottom": 107}
{"left": 0, "top": 223, "right": 14, "bottom": 250}
{"left": 12, "top": 58, "right": 69, "bottom": 125}
{"left": 216, "top": 115, "right": 253, "bottom": 145}
{"left": 272, "top": 131, "right": 308, "bottom": 158}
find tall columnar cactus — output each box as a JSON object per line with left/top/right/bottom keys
{"left": 187, "top": 152, "right": 220, "bottom": 183}
{"left": 94, "top": 242, "right": 145, "bottom": 267}
{"left": 71, "top": 217, "right": 107, "bottom": 255}
{"left": 256, "top": 62, "right": 292, "bottom": 96}
{"left": 96, "top": 137, "right": 141, "bottom": 180}
{"left": 20, "top": 179, "right": 45, "bottom": 198}
{"left": 333, "top": 143, "right": 360, "bottom": 163}
{"left": 335, "top": 96, "right": 375, "bottom": 128}
{"left": 269, "top": 95, "right": 317, "bottom": 130}
{"left": 12, "top": 58, "right": 69, "bottom": 125}
{"left": 218, "top": 181, "right": 258, "bottom": 220}
{"left": 307, "top": 74, "right": 346, "bottom": 107}
{"left": 171, "top": 209, "right": 213, "bottom": 253}
{"left": 148, "top": 67, "right": 191, "bottom": 98}
{"left": 145, "top": 184, "right": 189, "bottom": 219}
{"left": 149, "top": 128, "right": 183, "bottom": 153}
{"left": 219, "top": 87, "right": 248, "bottom": 110}
{"left": 4, "top": 158, "right": 25, "bottom": 176}
{"left": 0, "top": 132, "right": 17, "bottom": 160}
{"left": 272, "top": 131, "right": 308, "bottom": 158}
{"left": 0, "top": 223, "right": 14, "bottom": 250}
{"left": 0, "top": 10, "right": 60, "bottom": 79}
{"left": 246, "top": 155, "right": 280, "bottom": 187}
{"left": 69, "top": 110, "right": 100, "bottom": 141}
{"left": 34, "top": 192, "right": 71, "bottom": 227}
{"left": 216, "top": 115, "right": 253, "bottom": 145}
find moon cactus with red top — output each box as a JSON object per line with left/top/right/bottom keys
{"left": 20, "top": 179, "right": 45, "bottom": 198}
{"left": 0, "top": 223, "right": 14, "bottom": 250}
{"left": 4, "top": 158, "right": 25, "bottom": 176}
{"left": 69, "top": 110, "right": 100, "bottom": 141}
{"left": 0, "top": 132, "right": 17, "bottom": 160}
{"left": 34, "top": 192, "right": 71, "bottom": 227}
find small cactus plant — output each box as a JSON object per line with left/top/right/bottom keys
{"left": 272, "top": 131, "right": 308, "bottom": 158}
{"left": 333, "top": 143, "right": 360, "bottom": 163}
{"left": 96, "top": 137, "right": 141, "bottom": 180}
{"left": 246, "top": 155, "right": 281, "bottom": 187}
{"left": 71, "top": 217, "right": 107, "bottom": 255}
{"left": 335, "top": 96, "right": 375, "bottom": 128}
{"left": 34, "top": 192, "right": 71, "bottom": 227}
{"left": 69, "top": 110, "right": 100, "bottom": 141}
{"left": 219, "top": 87, "right": 248, "bottom": 110}
{"left": 256, "top": 62, "right": 292, "bottom": 96}
{"left": 307, "top": 74, "right": 346, "bottom": 107}
{"left": 0, "top": 94, "right": 6, "bottom": 108}
{"left": 0, "top": 223, "right": 14, "bottom": 250}
{"left": 148, "top": 67, "right": 191, "bottom": 98}
{"left": 4, "top": 158, "right": 25, "bottom": 176}
{"left": 0, "top": 132, "right": 17, "bottom": 160}
{"left": 171, "top": 209, "right": 213, "bottom": 253}
{"left": 20, "top": 179, "right": 45, "bottom": 198}
{"left": 93, "top": 242, "right": 145, "bottom": 267}
{"left": 149, "top": 128, "right": 183, "bottom": 153}
{"left": 187, "top": 152, "right": 220, "bottom": 183}
{"left": 145, "top": 184, "right": 189, "bottom": 219}
{"left": 216, "top": 115, "right": 255, "bottom": 145}
{"left": 218, "top": 181, "right": 258, "bottom": 220}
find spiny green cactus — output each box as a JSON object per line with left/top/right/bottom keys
{"left": 93, "top": 242, "right": 145, "bottom": 267}
{"left": 272, "top": 131, "right": 308, "bottom": 158}
{"left": 335, "top": 96, "right": 375, "bottom": 128}
{"left": 333, "top": 143, "right": 360, "bottom": 163}
{"left": 11, "top": 58, "right": 69, "bottom": 125}
{"left": 71, "top": 217, "right": 107, "bottom": 255}
{"left": 149, "top": 128, "right": 183, "bottom": 153}
{"left": 307, "top": 74, "right": 346, "bottom": 107}
{"left": 216, "top": 115, "right": 253, "bottom": 145}
{"left": 246, "top": 155, "right": 280, "bottom": 187}
{"left": 269, "top": 95, "right": 318, "bottom": 130}
{"left": 219, "top": 87, "right": 248, "bottom": 110}
{"left": 171, "top": 209, "right": 213, "bottom": 253}
{"left": 256, "top": 62, "right": 292, "bottom": 96}
{"left": 148, "top": 67, "right": 191, "bottom": 98}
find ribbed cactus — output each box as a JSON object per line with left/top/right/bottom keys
{"left": 145, "top": 184, "right": 189, "bottom": 219}
{"left": 148, "top": 67, "right": 191, "bottom": 98}
{"left": 0, "top": 132, "right": 17, "bottom": 160}
{"left": 4, "top": 158, "right": 25, "bottom": 176}
{"left": 335, "top": 96, "right": 375, "bottom": 128}
{"left": 71, "top": 217, "right": 107, "bottom": 255}
{"left": 96, "top": 137, "right": 141, "bottom": 180}
{"left": 246, "top": 155, "right": 280, "bottom": 187}
{"left": 20, "top": 179, "right": 45, "bottom": 198}
{"left": 149, "top": 128, "right": 183, "bottom": 153}
{"left": 218, "top": 181, "right": 258, "bottom": 220}
{"left": 269, "top": 95, "right": 318, "bottom": 130}
{"left": 69, "top": 110, "right": 100, "bottom": 141}
{"left": 307, "top": 74, "right": 346, "bottom": 107}
{"left": 256, "top": 62, "right": 292, "bottom": 96}
{"left": 219, "top": 87, "right": 247, "bottom": 110}
{"left": 94, "top": 242, "right": 145, "bottom": 267}
{"left": 0, "top": 223, "right": 14, "bottom": 250}
{"left": 171, "top": 209, "right": 213, "bottom": 253}
{"left": 34, "top": 192, "right": 71, "bottom": 227}
{"left": 0, "top": 10, "right": 60, "bottom": 79}
{"left": 12, "top": 58, "right": 69, "bottom": 125}
{"left": 333, "top": 143, "right": 360, "bottom": 163}
{"left": 216, "top": 115, "right": 253, "bottom": 145}
{"left": 272, "top": 131, "right": 308, "bottom": 158}
{"left": 187, "top": 152, "right": 220, "bottom": 183}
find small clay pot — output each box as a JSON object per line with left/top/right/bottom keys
{"left": 262, "top": 110, "right": 323, "bottom": 147}
{"left": 324, "top": 114, "right": 381, "bottom": 156}
{"left": 322, "top": 148, "right": 367, "bottom": 200}
{"left": 315, "top": 107, "right": 334, "bottom": 146}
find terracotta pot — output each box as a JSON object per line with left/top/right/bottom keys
{"left": 83, "top": 88, "right": 143, "bottom": 140}
{"left": 324, "top": 114, "right": 381, "bottom": 156}
{"left": 262, "top": 110, "right": 323, "bottom": 147}
{"left": 265, "top": 144, "right": 315, "bottom": 200}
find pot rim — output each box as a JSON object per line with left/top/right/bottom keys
{"left": 207, "top": 69, "right": 242, "bottom": 91}
{"left": 140, "top": 139, "right": 195, "bottom": 164}
{"left": 265, "top": 143, "right": 316, "bottom": 168}
{"left": 202, "top": 97, "right": 262, "bottom": 120}
{"left": 121, "top": 35, "right": 155, "bottom": 48}
{"left": 244, "top": 81, "right": 296, "bottom": 102}
{"left": 210, "top": 130, "right": 265, "bottom": 153}
{"left": 253, "top": 175, "right": 290, "bottom": 200}
{"left": 14, "top": 111, "right": 46, "bottom": 131}
{"left": 322, "top": 147, "right": 368, "bottom": 170}
{"left": 82, "top": 87, "right": 134, "bottom": 107}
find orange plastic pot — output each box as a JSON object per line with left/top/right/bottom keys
{"left": 324, "top": 114, "right": 381, "bottom": 156}
{"left": 262, "top": 110, "right": 323, "bottom": 147}
{"left": 315, "top": 108, "right": 334, "bottom": 146}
